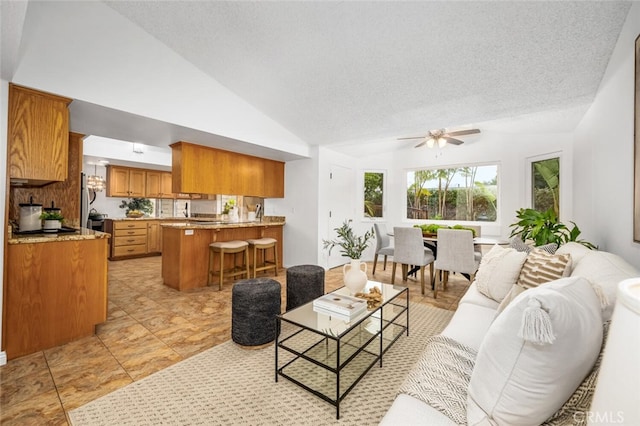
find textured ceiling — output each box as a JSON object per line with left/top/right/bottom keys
{"left": 102, "top": 1, "right": 631, "bottom": 149}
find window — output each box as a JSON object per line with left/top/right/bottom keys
{"left": 363, "top": 171, "right": 384, "bottom": 218}
{"left": 405, "top": 164, "right": 498, "bottom": 221}
{"left": 531, "top": 157, "right": 560, "bottom": 216}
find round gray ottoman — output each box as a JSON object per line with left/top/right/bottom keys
{"left": 286, "top": 264, "right": 325, "bottom": 311}
{"left": 232, "top": 278, "right": 281, "bottom": 347}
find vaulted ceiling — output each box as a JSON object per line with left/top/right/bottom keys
{"left": 1, "top": 1, "right": 632, "bottom": 157}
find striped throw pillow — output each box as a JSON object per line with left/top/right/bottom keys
{"left": 517, "top": 248, "right": 571, "bottom": 289}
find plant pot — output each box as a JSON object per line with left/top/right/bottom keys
{"left": 43, "top": 219, "right": 61, "bottom": 231}
{"left": 343, "top": 259, "right": 368, "bottom": 295}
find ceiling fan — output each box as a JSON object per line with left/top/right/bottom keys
{"left": 398, "top": 128, "right": 481, "bottom": 148}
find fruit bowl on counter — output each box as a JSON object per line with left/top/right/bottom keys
{"left": 126, "top": 210, "right": 145, "bottom": 218}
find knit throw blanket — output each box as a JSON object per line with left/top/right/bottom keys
{"left": 397, "top": 335, "right": 477, "bottom": 425}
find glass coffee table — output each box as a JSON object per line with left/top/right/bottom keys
{"left": 275, "top": 281, "right": 409, "bottom": 419}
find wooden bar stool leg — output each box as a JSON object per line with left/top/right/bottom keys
{"left": 273, "top": 243, "right": 278, "bottom": 277}
{"left": 244, "top": 246, "right": 251, "bottom": 279}
{"left": 218, "top": 249, "right": 224, "bottom": 291}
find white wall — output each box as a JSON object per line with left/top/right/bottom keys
{"left": 267, "top": 148, "right": 320, "bottom": 267}
{"left": 574, "top": 2, "right": 640, "bottom": 269}
{"left": 0, "top": 79, "right": 8, "bottom": 365}
{"left": 354, "top": 129, "right": 574, "bottom": 241}
{"left": 13, "top": 1, "right": 309, "bottom": 158}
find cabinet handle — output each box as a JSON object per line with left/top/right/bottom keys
{"left": 127, "top": 231, "right": 135, "bottom": 234}
{"left": 127, "top": 239, "right": 135, "bottom": 242}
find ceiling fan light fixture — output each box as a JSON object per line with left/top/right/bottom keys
{"left": 426, "top": 137, "right": 435, "bottom": 148}
{"left": 438, "top": 137, "right": 447, "bottom": 148}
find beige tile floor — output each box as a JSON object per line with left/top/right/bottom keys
{"left": 0, "top": 256, "right": 471, "bottom": 425}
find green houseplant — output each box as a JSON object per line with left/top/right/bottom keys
{"left": 509, "top": 208, "right": 596, "bottom": 249}
{"left": 322, "top": 220, "right": 374, "bottom": 260}
{"left": 119, "top": 198, "right": 153, "bottom": 217}
{"left": 40, "top": 210, "right": 64, "bottom": 231}
{"left": 39, "top": 211, "right": 64, "bottom": 221}
{"left": 323, "top": 220, "right": 374, "bottom": 294}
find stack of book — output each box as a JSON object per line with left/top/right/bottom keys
{"left": 313, "top": 293, "right": 367, "bottom": 321}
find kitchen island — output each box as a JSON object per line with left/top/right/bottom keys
{"left": 161, "top": 218, "right": 285, "bottom": 291}
{"left": 4, "top": 228, "right": 110, "bottom": 360}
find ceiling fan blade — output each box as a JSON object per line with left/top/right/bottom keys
{"left": 398, "top": 136, "right": 426, "bottom": 140}
{"left": 446, "top": 129, "right": 480, "bottom": 137}
{"left": 444, "top": 137, "right": 464, "bottom": 145}
{"left": 414, "top": 140, "right": 427, "bottom": 148}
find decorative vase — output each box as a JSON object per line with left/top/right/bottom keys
{"left": 343, "top": 259, "right": 368, "bottom": 295}
{"left": 229, "top": 207, "right": 239, "bottom": 223}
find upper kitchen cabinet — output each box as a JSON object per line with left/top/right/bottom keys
{"left": 106, "top": 166, "right": 146, "bottom": 197}
{"left": 171, "top": 141, "right": 284, "bottom": 197}
{"left": 146, "top": 171, "right": 173, "bottom": 198}
{"left": 8, "top": 84, "right": 72, "bottom": 186}
{"left": 263, "top": 159, "right": 285, "bottom": 198}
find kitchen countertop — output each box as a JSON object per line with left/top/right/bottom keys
{"left": 8, "top": 228, "right": 111, "bottom": 245}
{"left": 161, "top": 219, "right": 286, "bottom": 229}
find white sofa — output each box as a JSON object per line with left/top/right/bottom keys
{"left": 380, "top": 243, "right": 638, "bottom": 425}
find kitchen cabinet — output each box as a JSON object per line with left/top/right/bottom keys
{"left": 147, "top": 221, "right": 162, "bottom": 253}
{"left": 107, "top": 220, "right": 149, "bottom": 259}
{"left": 170, "top": 141, "right": 285, "bottom": 197}
{"left": 8, "top": 84, "right": 72, "bottom": 186}
{"left": 4, "top": 237, "right": 108, "bottom": 360}
{"left": 146, "top": 171, "right": 173, "bottom": 198}
{"left": 263, "top": 159, "right": 285, "bottom": 198}
{"left": 107, "top": 166, "right": 146, "bottom": 197}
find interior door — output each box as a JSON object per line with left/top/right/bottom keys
{"left": 327, "top": 164, "right": 355, "bottom": 269}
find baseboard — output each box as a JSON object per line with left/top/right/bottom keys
{"left": 0, "top": 351, "right": 6, "bottom": 366}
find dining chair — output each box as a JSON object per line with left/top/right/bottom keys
{"left": 433, "top": 228, "right": 482, "bottom": 298}
{"left": 391, "top": 227, "right": 435, "bottom": 296}
{"left": 373, "top": 223, "right": 394, "bottom": 275}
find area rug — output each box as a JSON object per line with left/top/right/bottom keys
{"left": 69, "top": 304, "right": 453, "bottom": 426}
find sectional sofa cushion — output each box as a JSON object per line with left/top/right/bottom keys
{"left": 467, "top": 276, "right": 603, "bottom": 426}
{"left": 570, "top": 250, "right": 639, "bottom": 321}
{"left": 475, "top": 244, "right": 527, "bottom": 302}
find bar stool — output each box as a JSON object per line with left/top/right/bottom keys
{"left": 246, "top": 237, "right": 278, "bottom": 278}
{"left": 208, "top": 240, "right": 250, "bottom": 290}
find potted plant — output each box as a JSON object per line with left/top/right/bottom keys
{"left": 119, "top": 198, "right": 153, "bottom": 218}
{"left": 40, "top": 210, "right": 64, "bottom": 231}
{"left": 509, "top": 208, "right": 596, "bottom": 249}
{"left": 323, "top": 220, "right": 374, "bottom": 294}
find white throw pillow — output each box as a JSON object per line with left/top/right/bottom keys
{"left": 475, "top": 244, "right": 527, "bottom": 303}
{"left": 467, "top": 276, "right": 603, "bottom": 426}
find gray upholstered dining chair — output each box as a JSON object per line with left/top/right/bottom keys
{"left": 391, "top": 227, "right": 435, "bottom": 296}
{"left": 433, "top": 228, "right": 482, "bottom": 298}
{"left": 373, "top": 223, "right": 394, "bottom": 275}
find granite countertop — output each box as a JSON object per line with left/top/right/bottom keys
{"left": 161, "top": 218, "right": 286, "bottom": 229}
{"left": 8, "top": 228, "right": 111, "bottom": 245}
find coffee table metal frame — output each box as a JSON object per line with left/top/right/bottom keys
{"left": 275, "top": 281, "right": 409, "bottom": 419}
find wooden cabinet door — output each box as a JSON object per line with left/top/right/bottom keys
{"left": 107, "top": 166, "right": 131, "bottom": 197}
{"left": 263, "top": 159, "right": 285, "bottom": 198}
{"left": 161, "top": 172, "right": 173, "bottom": 198}
{"left": 146, "top": 171, "right": 162, "bottom": 198}
{"left": 129, "top": 169, "right": 146, "bottom": 197}
{"left": 147, "top": 221, "right": 162, "bottom": 253}
{"left": 8, "top": 84, "right": 71, "bottom": 185}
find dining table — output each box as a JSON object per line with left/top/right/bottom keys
{"left": 388, "top": 230, "right": 510, "bottom": 280}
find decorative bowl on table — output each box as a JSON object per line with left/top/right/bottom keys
{"left": 126, "top": 211, "right": 144, "bottom": 218}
